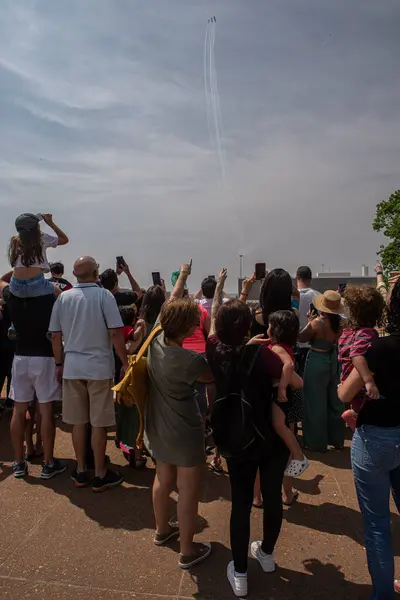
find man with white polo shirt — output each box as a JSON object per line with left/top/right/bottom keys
{"left": 296, "top": 266, "right": 321, "bottom": 375}
{"left": 49, "top": 256, "right": 128, "bottom": 492}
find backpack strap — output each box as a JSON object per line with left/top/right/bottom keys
{"left": 136, "top": 325, "right": 163, "bottom": 360}
{"left": 245, "top": 345, "right": 262, "bottom": 377}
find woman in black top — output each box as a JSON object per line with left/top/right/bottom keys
{"left": 243, "top": 268, "right": 303, "bottom": 506}
{"left": 339, "top": 279, "right": 400, "bottom": 599}
{"left": 207, "top": 270, "right": 289, "bottom": 597}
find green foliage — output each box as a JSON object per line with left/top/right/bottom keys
{"left": 373, "top": 190, "right": 400, "bottom": 272}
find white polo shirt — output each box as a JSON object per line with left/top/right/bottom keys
{"left": 49, "top": 283, "right": 123, "bottom": 380}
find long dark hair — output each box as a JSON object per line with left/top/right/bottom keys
{"left": 210, "top": 299, "right": 252, "bottom": 381}
{"left": 140, "top": 285, "right": 166, "bottom": 325}
{"left": 260, "top": 268, "right": 292, "bottom": 324}
{"left": 321, "top": 312, "right": 342, "bottom": 334}
{"left": 8, "top": 226, "right": 44, "bottom": 267}
{"left": 387, "top": 280, "right": 400, "bottom": 334}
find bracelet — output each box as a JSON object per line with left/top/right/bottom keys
{"left": 55, "top": 363, "right": 63, "bottom": 367}
{"left": 241, "top": 292, "right": 248, "bottom": 297}
{"left": 376, "top": 271, "right": 383, "bottom": 276}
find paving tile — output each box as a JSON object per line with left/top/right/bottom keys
{"left": 0, "top": 577, "right": 177, "bottom": 599}
{"left": 1, "top": 488, "right": 182, "bottom": 596}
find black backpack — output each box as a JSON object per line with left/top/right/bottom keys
{"left": 210, "top": 345, "right": 268, "bottom": 458}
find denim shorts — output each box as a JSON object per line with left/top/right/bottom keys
{"left": 9, "top": 273, "right": 55, "bottom": 298}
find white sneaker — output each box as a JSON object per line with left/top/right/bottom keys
{"left": 251, "top": 541, "right": 275, "bottom": 573}
{"left": 227, "top": 561, "right": 248, "bottom": 597}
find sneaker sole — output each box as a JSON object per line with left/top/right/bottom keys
{"left": 92, "top": 478, "right": 123, "bottom": 493}
{"left": 179, "top": 546, "right": 212, "bottom": 570}
{"left": 13, "top": 471, "right": 27, "bottom": 479}
{"left": 40, "top": 465, "right": 68, "bottom": 480}
{"left": 154, "top": 529, "right": 180, "bottom": 546}
{"left": 71, "top": 477, "right": 88, "bottom": 488}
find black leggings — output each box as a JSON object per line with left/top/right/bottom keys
{"left": 226, "top": 439, "right": 289, "bottom": 573}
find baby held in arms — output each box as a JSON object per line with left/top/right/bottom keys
{"left": 267, "top": 311, "right": 309, "bottom": 478}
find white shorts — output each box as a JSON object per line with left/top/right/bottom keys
{"left": 10, "top": 356, "right": 61, "bottom": 404}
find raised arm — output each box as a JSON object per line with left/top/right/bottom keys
{"left": 42, "top": 214, "right": 69, "bottom": 246}
{"left": 375, "top": 263, "right": 387, "bottom": 302}
{"left": 239, "top": 274, "right": 256, "bottom": 303}
{"left": 170, "top": 259, "right": 192, "bottom": 300}
{"left": 120, "top": 261, "right": 142, "bottom": 299}
{"left": 210, "top": 268, "right": 227, "bottom": 337}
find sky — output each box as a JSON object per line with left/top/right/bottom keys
{"left": 1, "top": 0, "right": 399, "bottom": 291}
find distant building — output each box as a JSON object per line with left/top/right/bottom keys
{"left": 237, "top": 272, "right": 377, "bottom": 300}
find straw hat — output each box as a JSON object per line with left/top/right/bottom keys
{"left": 313, "top": 290, "right": 345, "bottom": 315}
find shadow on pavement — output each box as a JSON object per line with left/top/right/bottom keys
{"left": 284, "top": 500, "right": 400, "bottom": 556}
{"left": 188, "top": 546, "right": 371, "bottom": 600}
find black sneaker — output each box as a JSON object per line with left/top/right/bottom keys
{"left": 71, "top": 468, "right": 89, "bottom": 488}
{"left": 179, "top": 542, "right": 212, "bottom": 570}
{"left": 154, "top": 524, "right": 180, "bottom": 546}
{"left": 13, "top": 460, "right": 28, "bottom": 478}
{"left": 40, "top": 459, "right": 67, "bottom": 480}
{"left": 92, "top": 469, "right": 123, "bottom": 493}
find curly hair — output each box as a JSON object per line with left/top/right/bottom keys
{"left": 344, "top": 285, "right": 385, "bottom": 329}
{"left": 160, "top": 298, "right": 200, "bottom": 340}
{"left": 269, "top": 310, "right": 299, "bottom": 347}
{"left": 8, "top": 226, "right": 44, "bottom": 268}
{"left": 387, "top": 279, "right": 400, "bottom": 334}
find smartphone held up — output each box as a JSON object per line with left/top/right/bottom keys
{"left": 255, "top": 262, "right": 266, "bottom": 281}
{"left": 152, "top": 272, "right": 162, "bottom": 286}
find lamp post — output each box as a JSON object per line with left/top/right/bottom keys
{"left": 239, "top": 254, "right": 243, "bottom": 279}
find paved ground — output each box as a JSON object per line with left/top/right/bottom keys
{"left": 0, "top": 415, "right": 399, "bottom": 600}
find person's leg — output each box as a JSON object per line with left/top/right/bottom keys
{"left": 153, "top": 461, "right": 177, "bottom": 535}
{"left": 227, "top": 457, "right": 258, "bottom": 573}
{"left": 11, "top": 401, "right": 30, "bottom": 463}
{"left": 327, "top": 358, "right": 346, "bottom": 448}
{"left": 253, "top": 469, "right": 263, "bottom": 507}
{"left": 91, "top": 426, "right": 107, "bottom": 478}
{"left": 25, "top": 402, "right": 36, "bottom": 457}
{"left": 303, "top": 353, "right": 329, "bottom": 452}
{"left": 35, "top": 406, "right": 42, "bottom": 452}
{"left": 272, "top": 404, "right": 304, "bottom": 461}
{"left": 9, "top": 356, "right": 33, "bottom": 466}
{"left": 72, "top": 424, "right": 87, "bottom": 473}
{"left": 37, "top": 401, "right": 55, "bottom": 465}
{"left": 351, "top": 427, "right": 395, "bottom": 599}
{"left": 259, "top": 439, "right": 290, "bottom": 555}
{"left": 88, "top": 380, "right": 115, "bottom": 478}
{"left": 176, "top": 464, "right": 203, "bottom": 556}
{"left": 63, "top": 379, "right": 90, "bottom": 472}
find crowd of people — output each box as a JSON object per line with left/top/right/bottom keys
{"left": 1, "top": 212, "right": 400, "bottom": 599}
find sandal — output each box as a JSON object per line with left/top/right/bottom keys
{"left": 284, "top": 457, "right": 309, "bottom": 478}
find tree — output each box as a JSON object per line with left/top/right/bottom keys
{"left": 373, "top": 190, "right": 400, "bottom": 272}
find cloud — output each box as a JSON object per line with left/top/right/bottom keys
{"left": 0, "top": 0, "right": 399, "bottom": 288}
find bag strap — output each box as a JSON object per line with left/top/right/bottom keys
{"left": 245, "top": 345, "right": 262, "bottom": 377}
{"left": 136, "top": 325, "right": 163, "bottom": 361}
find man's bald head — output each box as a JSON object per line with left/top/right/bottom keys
{"left": 73, "top": 256, "right": 98, "bottom": 283}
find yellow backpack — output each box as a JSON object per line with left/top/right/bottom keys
{"left": 112, "top": 325, "right": 162, "bottom": 448}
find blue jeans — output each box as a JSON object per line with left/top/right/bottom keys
{"left": 351, "top": 426, "right": 400, "bottom": 600}
{"left": 10, "top": 274, "right": 54, "bottom": 298}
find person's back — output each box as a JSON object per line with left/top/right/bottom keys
{"left": 51, "top": 284, "right": 120, "bottom": 379}
{"left": 8, "top": 292, "right": 55, "bottom": 357}
{"left": 296, "top": 266, "right": 320, "bottom": 346}
{"left": 183, "top": 303, "right": 209, "bottom": 354}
